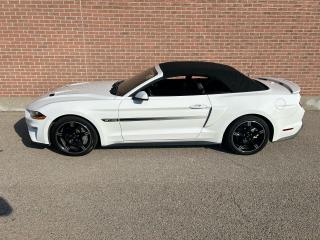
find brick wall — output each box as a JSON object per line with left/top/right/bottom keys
{"left": 0, "top": 0, "right": 319, "bottom": 96}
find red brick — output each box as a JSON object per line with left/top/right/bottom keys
{"left": 0, "top": 0, "right": 319, "bottom": 96}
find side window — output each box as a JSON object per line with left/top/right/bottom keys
{"left": 142, "top": 75, "right": 232, "bottom": 96}
{"left": 192, "top": 76, "right": 232, "bottom": 94}
{"left": 143, "top": 76, "right": 205, "bottom": 97}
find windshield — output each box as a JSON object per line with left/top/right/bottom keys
{"left": 113, "top": 67, "right": 157, "bottom": 96}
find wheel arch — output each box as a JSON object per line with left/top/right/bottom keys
{"left": 48, "top": 114, "right": 102, "bottom": 146}
{"left": 223, "top": 114, "right": 274, "bottom": 142}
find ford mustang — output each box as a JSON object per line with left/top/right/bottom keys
{"left": 25, "top": 61, "right": 305, "bottom": 156}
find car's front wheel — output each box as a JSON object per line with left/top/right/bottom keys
{"left": 50, "top": 116, "right": 98, "bottom": 156}
{"left": 223, "top": 115, "right": 270, "bottom": 155}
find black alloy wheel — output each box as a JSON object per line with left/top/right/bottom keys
{"left": 224, "top": 116, "right": 270, "bottom": 155}
{"left": 50, "top": 116, "right": 98, "bottom": 156}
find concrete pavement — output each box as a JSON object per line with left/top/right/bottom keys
{"left": 0, "top": 112, "right": 319, "bottom": 239}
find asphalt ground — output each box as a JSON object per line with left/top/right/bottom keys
{"left": 0, "top": 111, "right": 319, "bottom": 240}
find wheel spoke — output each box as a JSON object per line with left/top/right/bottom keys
{"left": 232, "top": 120, "right": 266, "bottom": 153}
{"left": 82, "top": 131, "right": 89, "bottom": 136}
{"left": 80, "top": 145, "right": 86, "bottom": 151}
{"left": 55, "top": 121, "right": 92, "bottom": 154}
{"left": 250, "top": 127, "right": 257, "bottom": 132}
{"left": 61, "top": 140, "right": 70, "bottom": 150}
{"left": 233, "top": 131, "right": 241, "bottom": 137}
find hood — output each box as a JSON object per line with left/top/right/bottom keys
{"left": 27, "top": 80, "right": 119, "bottom": 110}
{"left": 52, "top": 81, "right": 117, "bottom": 96}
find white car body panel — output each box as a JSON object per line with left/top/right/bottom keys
{"left": 25, "top": 65, "right": 305, "bottom": 148}
{"left": 118, "top": 95, "right": 211, "bottom": 141}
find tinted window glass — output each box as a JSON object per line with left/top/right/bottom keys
{"left": 192, "top": 76, "right": 232, "bottom": 94}
{"left": 143, "top": 76, "right": 204, "bottom": 96}
{"left": 143, "top": 75, "right": 231, "bottom": 96}
{"left": 116, "top": 67, "right": 157, "bottom": 96}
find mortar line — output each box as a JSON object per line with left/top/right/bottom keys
{"left": 79, "top": 0, "right": 88, "bottom": 82}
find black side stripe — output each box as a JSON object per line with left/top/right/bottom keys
{"left": 102, "top": 116, "right": 205, "bottom": 122}
{"left": 102, "top": 119, "right": 119, "bottom": 122}
{"left": 203, "top": 107, "right": 212, "bottom": 127}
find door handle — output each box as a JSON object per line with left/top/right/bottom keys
{"left": 189, "top": 104, "right": 210, "bottom": 109}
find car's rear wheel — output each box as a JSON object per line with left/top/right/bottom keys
{"left": 50, "top": 116, "right": 98, "bottom": 156}
{"left": 223, "top": 115, "right": 270, "bottom": 155}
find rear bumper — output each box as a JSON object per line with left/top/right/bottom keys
{"left": 272, "top": 105, "right": 305, "bottom": 142}
{"left": 274, "top": 123, "right": 303, "bottom": 142}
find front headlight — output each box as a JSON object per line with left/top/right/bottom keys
{"left": 28, "top": 110, "right": 46, "bottom": 120}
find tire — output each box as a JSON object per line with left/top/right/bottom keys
{"left": 223, "top": 115, "right": 270, "bottom": 155}
{"left": 50, "top": 116, "right": 98, "bottom": 156}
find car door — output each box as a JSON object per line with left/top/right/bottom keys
{"left": 118, "top": 77, "right": 212, "bottom": 141}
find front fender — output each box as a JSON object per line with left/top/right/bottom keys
{"left": 40, "top": 109, "right": 107, "bottom": 146}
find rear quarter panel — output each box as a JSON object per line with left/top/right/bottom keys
{"left": 200, "top": 90, "right": 295, "bottom": 143}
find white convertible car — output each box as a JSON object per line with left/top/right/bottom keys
{"left": 25, "top": 61, "right": 304, "bottom": 156}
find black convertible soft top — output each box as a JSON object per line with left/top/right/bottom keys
{"left": 159, "top": 61, "right": 267, "bottom": 92}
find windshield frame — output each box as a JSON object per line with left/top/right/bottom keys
{"left": 115, "top": 65, "right": 162, "bottom": 97}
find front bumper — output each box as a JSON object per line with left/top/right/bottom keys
{"left": 25, "top": 110, "right": 50, "bottom": 144}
